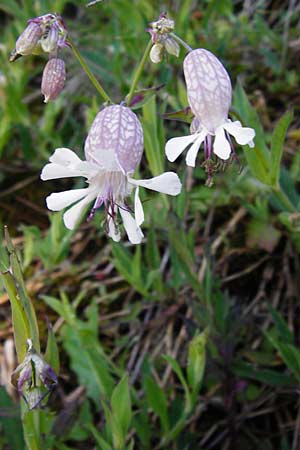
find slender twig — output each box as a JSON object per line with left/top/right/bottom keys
{"left": 169, "top": 32, "right": 193, "bottom": 52}
{"left": 126, "top": 39, "right": 152, "bottom": 106}
{"left": 68, "top": 38, "right": 113, "bottom": 103}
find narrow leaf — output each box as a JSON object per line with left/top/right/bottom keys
{"left": 270, "top": 110, "right": 293, "bottom": 187}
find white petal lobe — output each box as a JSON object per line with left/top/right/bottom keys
{"left": 119, "top": 208, "right": 144, "bottom": 244}
{"left": 165, "top": 134, "right": 198, "bottom": 162}
{"left": 49, "top": 148, "right": 82, "bottom": 165}
{"left": 223, "top": 121, "right": 255, "bottom": 146}
{"left": 129, "top": 172, "right": 182, "bottom": 196}
{"left": 63, "top": 193, "right": 96, "bottom": 230}
{"left": 46, "top": 189, "right": 90, "bottom": 211}
{"left": 185, "top": 131, "right": 207, "bottom": 167}
{"left": 213, "top": 127, "right": 231, "bottom": 160}
{"left": 134, "top": 187, "right": 144, "bottom": 227}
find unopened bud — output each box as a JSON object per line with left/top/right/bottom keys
{"left": 41, "top": 58, "right": 66, "bottom": 103}
{"left": 164, "top": 37, "right": 180, "bottom": 57}
{"left": 40, "top": 25, "right": 59, "bottom": 53}
{"left": 150, "top": 43, "right": 164, "bottom": 64}
{"left": 10, "top": 22, "right": 43, "bottom": 61}
{"left": 11, "top": 339, "right": 57, "bottom": 410}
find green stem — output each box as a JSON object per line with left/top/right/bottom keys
{"left": 169, "top": 32, "right": 193, "bottom": 52}
{"left": 126, "top": 39, "right": 153, "bottom": 106}
{"left": 272, "top": 186, "right": 297, "bottom": 213}
{"left": 68, "top": 38, "right": 112, "bottom": 104}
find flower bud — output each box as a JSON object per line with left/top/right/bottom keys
{"left": 10, "top": 22, "right": 43, "bottom": 61}
{"left": 164, "top": 37, "right": 180, "bottom": 57}
{"left": 150, "top": 43, "right": 164, "bottom": 64}
{"left": 11, "top": 339, "right": 57, "bottom": 410}
{"left": 40, "top": 25, "right": 59, "bottom": 53}
{"left": 41, "top": 58, "right": 66, "bottom": 103}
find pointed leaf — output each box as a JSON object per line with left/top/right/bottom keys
{"left": 111, "top": 375, "right": 132, "bottom": 439}
{"left": 270, "top": 110, "right": 293, "bottom": 187}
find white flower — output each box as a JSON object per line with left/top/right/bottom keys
{"left": 41, "top": 105, "right": 181, "bottom": 244}
{"left": 165, "top": 49, "right": 255, "bottom": 170}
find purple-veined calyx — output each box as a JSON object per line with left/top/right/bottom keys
{"left": 11, "top": 339, "right": 57, "bottom": 410}
{"left": 41, "top": 58, "right": 66, "bottom": 103}
{"left": 165, "top": 49, "right": 255, "bottom": 184}
{"left": 41, "top": 105, "right": 182, "bottom": 244}
{"left": 148, "top": 12, "right": 179, "bottom": 64}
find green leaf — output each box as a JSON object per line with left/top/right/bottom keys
{"left": 233, "top": 82, "right": 271, "bottom": 184}
{"left": 143, "top": 375, "right": 169, "bottom": 433}
{"left": 111, "top": 375, "right": 132, "bottom": 439}
{"left": 163, "top": 355, "right": 192, "bottom": 413}
{"left": 233, "top": 362, "right": 295, "bottom": 386}
{"left": 1, "top": 271, "right": 30, "bottom": 362}
{"left": 44, "top": 321, "right": 60, "bottom": 374}
{"left": 161, "top": 107, "right": 194, "bottom": 124}
{"left": 187, "top": 329, "right": 208, "bottom": 396}
{"left": 267, "top": 305, "right": 293, "bottom": 343}
{"left": 141, "top": 96, "right": 165, "bottom": 176}
{"left": 169, "top": 228, "right": 202, "bottom": 299}
{"left": 4, "top": 228, "right": 40, "bottom": 351}
{"left": 265, "top": 331, "right": 300, "bottom": 382}
{"left": 126, "top": 84, "right": 165, "bottom": 110}
{"left": 111, "top": 243, "right": 148, "bottom": 296}
{"left": 62, "top": 323, "right": 114, "bottom": 402}
{"left": 0, "top": 388, "right": 24, "bottom": 450}
{"left": 269, "top": 110, "right": 293, "bottom": 187}
{"left": 86, "top": 424, "right": 112, "bottom": 450}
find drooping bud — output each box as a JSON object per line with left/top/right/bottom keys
{"left": 183, "top": 49, "right": 232, "bottom": 133}
{"left": 40, "top": 24, "right": 59, "bottom": 53}
{"left": 164, "top": 36, "right": 180, "bottom": 57}
{"left": 41, "top": 58, "right": 66, "bottom": 103}
{"left": 10, "top": 22, "right": 43, "bottom": 61}
{"left": 11, "top": 339, "right": 57, "bottom": 410}
{"left": 10, "top": 14, "right": 68, "bottom": 62}
{"left": 85, "top": 105, "right": 144, "bottom": 174}
{"left": 150, "top": 43, "right": 164, "bottom": 64}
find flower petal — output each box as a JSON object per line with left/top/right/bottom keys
{"left": 49, "top": 148, "right": 82, "bottom": 165}
{"left": 46, "top": 189, "right": 90, "bottom": 211}
{"left": 185, "top": 130, "right": 207, "bottom": 167}
{"left": 41, "top": 163, "right": 86, "bottom": 180}
{"left": 119, "top": 207, "right": 144, "bottom": 244}
{"left": 107, "top": 206, "right": 121, "bottom": 242}
{"left": 63, "top": 193, "right": 96, "bottom": 230}
{"left": 213, "top": 127, "right": 231, "bottom": 160}
{"left": 223, "top": 121, "right": 255, "bottom": 146}
{"left": 128, "top": 172, "right": 182, "bottom": 196}
{"left": 165, "top": 134, "right": 198, "bottom": 162}
{"left": 134, "top": 187, "right": 144, "bottom": 227}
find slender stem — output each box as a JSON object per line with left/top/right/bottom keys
{"left": 68, "top": 38, "right": 113, "bottom": 104}
{"left": 169, "top": 32, "right": 193, "bottom": 52}
{"left": 126, "top": 39, "right": 153, "bottom": 106}
{"left": 273, "top": 186, "right": 297, "bottom": 213}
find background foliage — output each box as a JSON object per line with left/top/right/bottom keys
{"left": 0, "top": 0, "right": 300, "bottom": 449}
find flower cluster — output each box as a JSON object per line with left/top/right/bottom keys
{"left": 10, "top": 14, "right": 68, "bottom": 102}
{"left": 147, "top": 12, "right": 180, "bottom": 63}
{"left": 11, "top": 11, "right": 256, "bottom": 243}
